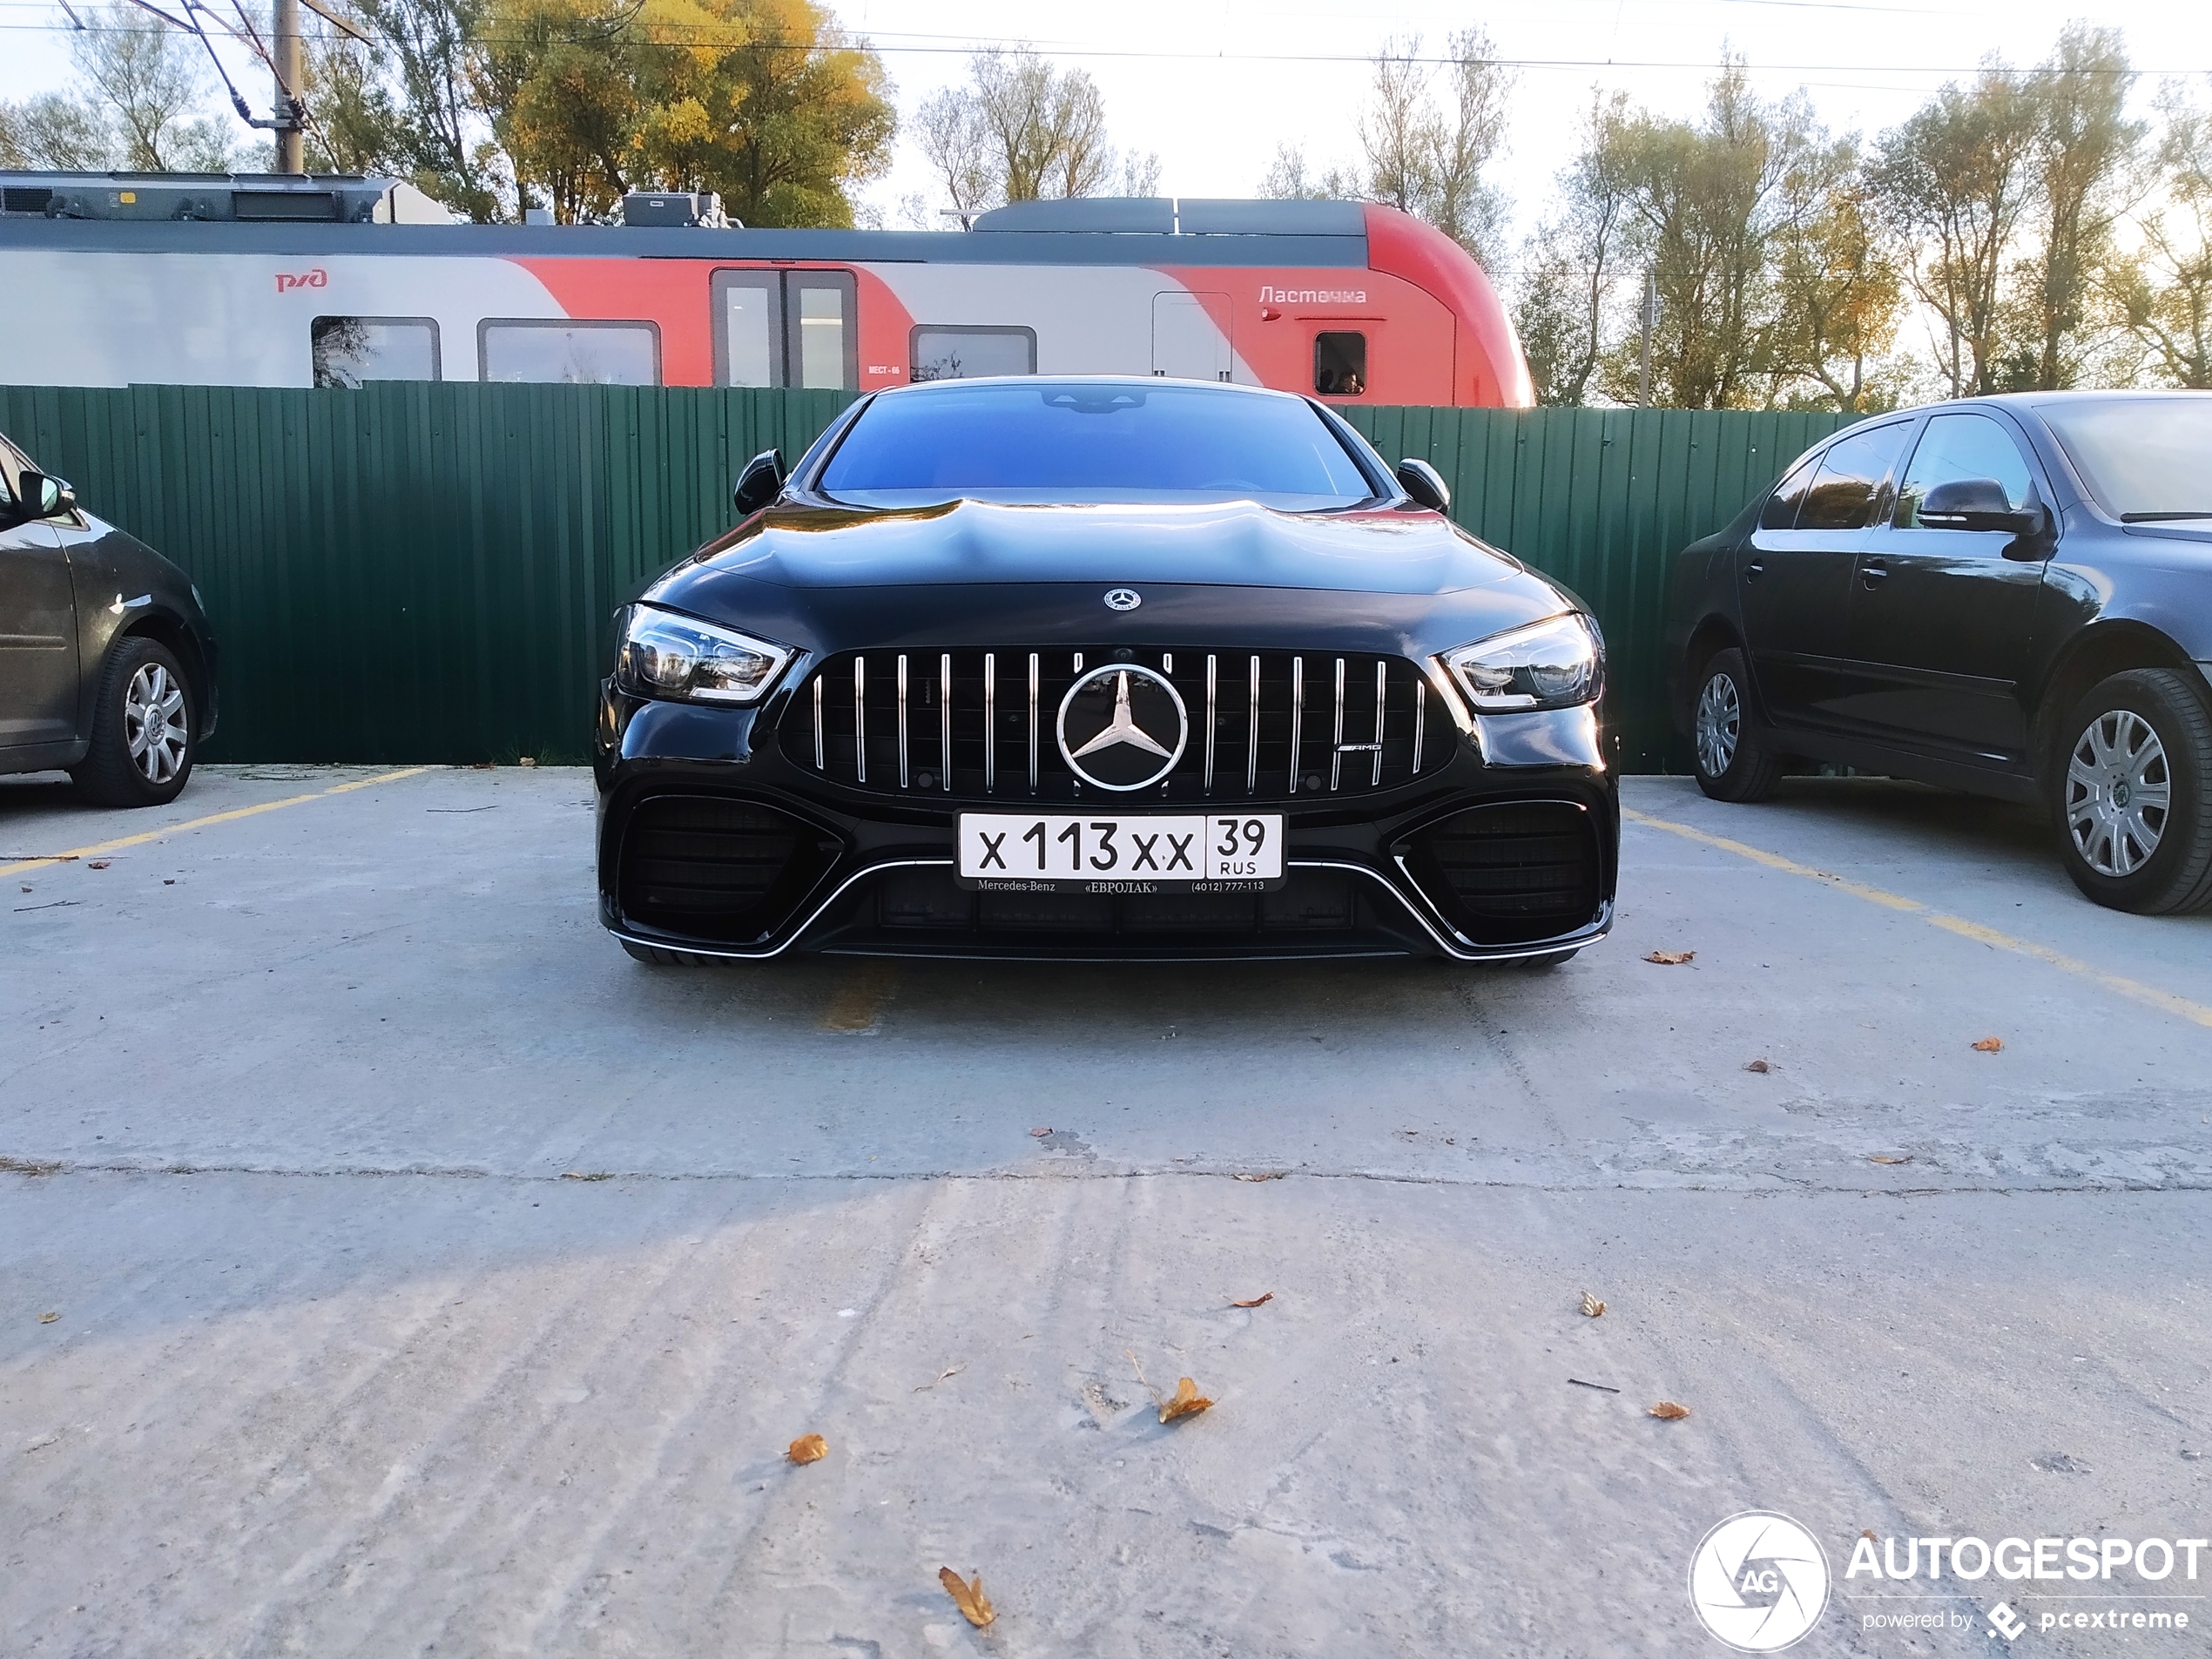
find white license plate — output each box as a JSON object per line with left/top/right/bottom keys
{"left": 957, "top": 813, "right": 1285, "bottom": 891}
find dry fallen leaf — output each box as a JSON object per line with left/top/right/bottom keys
{"left": 1862, "top": 1528, "right": 1878, "bottom": 1541}
{"left": 1233, "top": 1170, "right": 1287, "bottom": 1182}
{"left": 1745, "top": 1058, "right": 1771, "bottom": 1074}
{"left": 1649, "top": 1400, "right": 1692, "bottom": 1420}
{"left": 1159, "top": 1376, "right": 1215, "bottom": 1424}
{"left": 561, "top": 1170, "right": 613, "bottom": 1181}
{"left": 1973, "top": 1036, "right": 2005, "bottom": 1053}
{"left": 1580, "top": 1291, "right": 1606, "bottom": 1318}
{"left": 914, "top": 1364, "right": 965, "bottom": 1392}
{"left": 470, "top": 760, "right": 496, "bottom": 770}
{"left": 1231, "top": 1292, "right": 1274, "bottom": 1309}
{"left": 37, "top": 1312, "right": 59, "bottom": 1324}
{"left": 87, "top": 860, "right": 111, "bottom": 870}
{"left": 786, "top": 1433, "right": 828, "bottom": 1464}
{"left": 1644, "top": 950, "right": 1696, "bottom": 966}
{"left": 518, "top": 756, "right": 538, "bottom": 768}
{"left": 939, "top": 1567, "right": 995, "bottom": 1628}
{"left": 1868, "top": 1154, "right": 1912, "bottom": 1165}
{"left": 1028, "top": 1126, "right": 1052, "bottom": 1137}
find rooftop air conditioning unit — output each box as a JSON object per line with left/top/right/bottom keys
{"left": 621, "top": 191, "right": 735, "bottom": 228}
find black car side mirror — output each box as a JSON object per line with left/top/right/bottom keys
{"left": 732, "top": 449, "right": 786, "bottom": 516}
{"left": 1395, "top": 457, "right": 1451, "bottom": 514}
{"left": 1919, "top": 476, "right": 2040, "bottom": 536}
{"left": 17, "top": 470, "right": 76, "bottom": 521}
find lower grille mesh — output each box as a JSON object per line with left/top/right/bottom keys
{"left": 619, "top": 797, "right": 816, "bottom": 942}
{"left": 1414, "top": 801, "right": 1602, "bottom": 945}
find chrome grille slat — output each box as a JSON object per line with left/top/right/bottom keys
{"left": 940, "top": 653, "right": 953, "bottom": 792}
{"left": 813, "top": 676, "right": 824, "bottom": 770}
{"left": 896, "top": 653, "right": 910, "bottom": 789}
{"left": 1288, "top": 657, "right": 1305, "bottom": 795}
{"left": 1028, "top": 652, "right": 1040, "bottom": 795}
{"left": 1372, "top": 661, "right": 1387, "bottom": 787}
{"left": 1245, "top": 655, "right": 1260, "bottom": 795}
{"left": 983, "top": 652, "right": 996, "bottom": 794}
{"left": 853, "top": 657, "right": 867, "bottom": 785}
{"left": 1204, "top": 654, "right": 1217, "bottom": 792}
{"left": 1329, "top": 657, "right": 1346, "bottom": 792}
{"left": 1412, "top": 677, "right": 1427, "bottom": 774}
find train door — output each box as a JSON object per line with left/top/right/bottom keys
{"left": 711, "top": 268, "right": 859, "bottom": 389}
{"left": 1152, "top": 291, "right": 1231, "bottom": 381}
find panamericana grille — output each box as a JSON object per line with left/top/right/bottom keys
{"left": 782, "top": 647, "right": 1454, "bottom": 802}
{"left": 1412, "top": 800, "right": 1603, "bottom": 945}
{"left": 617, "top": 796, "right": 820, "bottom": 943}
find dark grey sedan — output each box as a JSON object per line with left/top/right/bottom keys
{"left": 1, "top": 432, "right": 219, "bottom": 805}
{"left": 1666, "top": 391, "right": 2212, "bottom": 915}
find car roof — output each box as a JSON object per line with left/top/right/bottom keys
{"left": 867, "top": 374, "right": 1312, "bottom": 405}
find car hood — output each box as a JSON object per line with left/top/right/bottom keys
{"left": 639, "top": 498, "right": 1581, "bottom": 664}
{"left": 660, "top": 497, "right": 1524, "bottom": 597}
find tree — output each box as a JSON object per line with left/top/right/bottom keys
{"left": 1256, "top": 142, "right": 1357, "bottom": 203}
{"left": 1512, "top": 91, "right": 1635, "bottom": 405}
{"left": 1603, "top": 58, "right": 1807, "bottom": 408}
{"left": 1332, "top": 31, "right": 1515, "bottom": 271}
{"left": 475, "top": 0, "right": 894, "bottom": 226}
{"left": 2106, "top": 85, "right": 2212, "bottom": 388}
{"left": 2008, "top": 24, "right": 2140, "bottom": 389}
{"left": 1765, "top": 138, "right": 1905, "bottom": 409}
{"left": 0, "top": 92, "right": 119, "bottom": 170}
{"left": 1873, "top": 57, "right": 2039, "bottom": 396}
{"left": 914, "top": 46, "right": 1145, "bottom": 214}
{"left": 52, "top": 7, "right": 240, "bottom": 172}
{"left": 356, "top": 0, "right": 508, "bottom": 219}
{"left": 304, "top": 37, "right": 411, "bottom": 176}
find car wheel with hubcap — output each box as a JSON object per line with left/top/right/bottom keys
{"left": 2053, "top": 669, "right": 2212, "bottom": 914}
{"left": 1690, "top": 647, "right": 1782, "bottom": 803}
{"left": 71, "top": 636, "right": 196, "bottom": 806}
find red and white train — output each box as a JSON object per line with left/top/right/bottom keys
{"left": 0, "top": 173, "right": 1534, "bottom": 406}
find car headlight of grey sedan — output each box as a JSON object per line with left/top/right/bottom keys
{"left": 1442, "top": 613, "right": 1604, "bottom": 711}
{"left": 616, "top": 604, "right": 793, "bottom": 705}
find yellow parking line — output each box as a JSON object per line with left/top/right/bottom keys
{"left": 1, "top": 766, "right": 432, "bottom": 879}
{"left": 1622, "top": 804, "right": 2212, "bottom": 1031}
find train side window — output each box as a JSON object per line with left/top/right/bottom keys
{"left": 312, "top": 316, "right": 440, "bottom": 387}
{"left": 790, "top": 272, "right": 857, "bottom": 391}
{"left": 909, "top": 326, "right": 1036, "bottom": 383}
{"left": 1314, "top": 332, "right": 1366, "bottom": 396}
{"left": 711, "top": 271, "right": 783, "bottom": 388}
{"left": 479, "top": 320, "right": 660, "bottom": 385}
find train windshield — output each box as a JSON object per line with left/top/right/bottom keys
{"left": 817, "top": 381, "right": 1383, "bottom": 509}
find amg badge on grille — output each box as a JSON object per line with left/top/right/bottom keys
{"left": 1103, "top": 588, "right": 1142, "bottom": 611}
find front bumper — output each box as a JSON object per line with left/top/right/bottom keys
{"left": 594, "top": 685, "right": 1619, "bottom": 962}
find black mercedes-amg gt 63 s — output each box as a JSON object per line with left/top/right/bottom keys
{"left": 593, "top": 378, "right": 1617, "bottom": 964}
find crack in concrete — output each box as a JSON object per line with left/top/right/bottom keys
{"left": 0, "top": 1157, "right": 2203, "bottom": 1197}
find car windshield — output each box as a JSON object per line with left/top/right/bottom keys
{"left": 816, "top": 381, "right": 1381, "bottom": 509}
{"left": 2038, "top": 397, "right": 2212, "bottom": 521}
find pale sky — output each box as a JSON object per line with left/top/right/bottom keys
{"left": 7, "top": 0, "right": 2211, "bottom": 262}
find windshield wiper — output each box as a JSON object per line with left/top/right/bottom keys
{"left": 2121, "top": 511, "right": 2212, "bottom": 522}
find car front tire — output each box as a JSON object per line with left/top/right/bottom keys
{"left": 71, "top": 637, "right": 196, "bottom": 807}
{"left": 1690, "top": 647, "right": 1782, "bottom": 803}
{"left": 2053, "top": 669, "right": 2212, "bottom": 915}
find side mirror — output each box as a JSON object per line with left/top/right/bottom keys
{"left": 1395, "top": 457, "right": 1450, "bottom": 514}
{"left": 732, "top": 448, "right": 786, "bottom": 516}
{"left": 17, "top": 470, "right": 76, "bottom": 521}
{"left": 1919, "top": 476, "right": 2040, "bottom": 536}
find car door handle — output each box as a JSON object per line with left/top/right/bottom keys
{"left": 1860, "top": 562, "right": 1888, "bottom": 588}
{"left": 1743, "top": 560, "right": 1764, "bottom": 582}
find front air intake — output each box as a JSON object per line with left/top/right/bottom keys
{"left": 1409, "top": 800, "right": 1603, "bottom": 946}
{"left": 617, "top": 796, "right": 820, "bottom": 943}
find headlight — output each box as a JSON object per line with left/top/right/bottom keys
{"left": 1442, "top": 613, "right": 1603, "bottom": 711}
{"left": 616, "top": 604, "right": 792, "bottom": 705}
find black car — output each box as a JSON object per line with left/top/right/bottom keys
{"left": 594, "top": 378, "right": 1617, "bottom": 963}
{"left": 0, "top": 432, "right": 218, "bottom": 806}
{"left": 1667, "top": 390, "right": 2212, "bottom": 914}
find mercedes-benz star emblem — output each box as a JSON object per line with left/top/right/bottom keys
{"left": 1103, "top": 588, "right": 1142, "bottom": 611}
{"left": 1056, "top": 664, "right": 1188, "bottom": 792}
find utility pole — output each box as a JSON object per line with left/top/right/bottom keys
{"left": 273, "top": 0, "right": 305, "bottom": 173}
{"left": 1637, "top": 267, "right": 1657, "bottom": 408}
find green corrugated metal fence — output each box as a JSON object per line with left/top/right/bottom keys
{"left": 0, "top": 384, "right": 1848, "bottom": 770}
